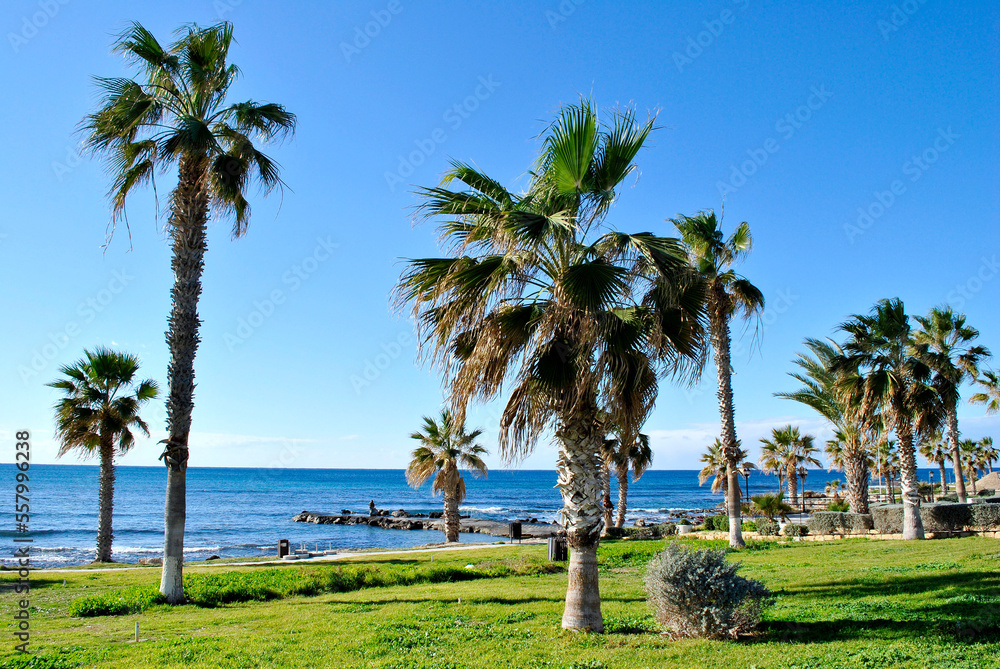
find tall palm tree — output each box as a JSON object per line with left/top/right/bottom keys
{"left": 396, "top": 101, "right": 707, "bottom": 632}
{"left": 47, "top": 348, "right": 158, "bottom": 563}
{"left": 919, "top": 431, "right": 950, "bottom": 498}
{"left": 82, "top": 22, "right": 296, "bottom": 602}
{"left": 406, "top": 410, "right": 488, "bottom": 542}
{"left": 970, "top": 371, "right": 1000, "bottom": 414}
{"left": 913, "top": 307, "right": 990, "bottom": 503}
{"left": 835, "top": 299, "right": 938, "bottom": 539}
{"left": 602, "top": 432, "right": 653, "bottom": 528}
{"left": 777, "top": 338, "right": 875, "bottom": 513}
{"left": 672, "top": 210, "right": 764, "bottom": 548}
{"left": 759, "top": 426, "right": 818, "bottom": 506}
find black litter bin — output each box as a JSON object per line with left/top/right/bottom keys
{"left": 509, "top": 521, "right": 522, "bottom": 542}
{"left": 547, "top": 537, "right": 567, "bottom": 561}
{"left": 278, "top": 539, "right": 290, "bottom": 558}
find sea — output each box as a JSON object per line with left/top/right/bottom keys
{"left": 2, "top": 464, "right": 926, "bottom": 567}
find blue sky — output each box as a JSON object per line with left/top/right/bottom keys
{"left": 2, "top": 0, "right": 998, "bottom": 471}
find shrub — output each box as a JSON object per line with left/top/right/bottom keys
{"left": 871, "top": 503, "right": 973, "bottom": 533}
{"left": 827, "top": 500, "right": 851, "bottom": 512}
{"left": 741, "top": 520, "right": 757, "bottom": 532}
{"left": 606, "top": 522, "right": 677, "bottom": 540}
{"left": 783, "top": 523, "right": 808, "bottom": 537}
{"left": 970, "top": 503, "right": 1000, "bottom": 529}
{"left": 808, "top": 511, "right": 874, "bottom": 535}
{"left": 755, "top": 519, "right": 780, "bottom": 536}
{"left": 643, "top": 543, "right": 772, "bottom": 639}
{"left": 68, "top": 585, "right": 165, "bottom": 617}
{"left": 937, "top": 495, "right": 959, "bottom": 503}
{"left": 706, "top": 514, "right": 729, "bottom": 531}
{"left": 678, "top": 518, "right": 691, "bottom": 526}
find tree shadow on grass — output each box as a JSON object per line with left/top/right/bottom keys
{"left": 790, "top": 570, "right": 1000, "bottom": 601}
{"left": 758, "top": 615, "right": 1000, "bottom": 645}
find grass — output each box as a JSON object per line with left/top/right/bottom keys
{"left": 1, "top": 537, "right": 998, "bottom": 668}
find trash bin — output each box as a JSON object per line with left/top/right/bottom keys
{"left": 509, "top": 521, "right": 522, "bottom": 542}
{"left": 547, "top": 537, "right": 567, "bottom": 561}
{"left": 278, "top": 539, "right": 290, "bottom": 558}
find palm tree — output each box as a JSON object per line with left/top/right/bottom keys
{"left": 980, "top": 436, "right": 998, "bottom": 473}
{"left": 672, "top": 210, "right": 764, "bottom": 548}
{"left": 758, "top": 437, "right": 786, "bottom": 494}
{"left": 970, "top": 371, "right": 1000, "bottom": 414}
{"left": 602, "top": 432, "right": 653, "bottom": 529}
{"left": 47, "top": 348, "right": 158, "bottom": 563}
{"left": 959, "top": 438, "right": 984, "bottom": 494}
{"left": 919, "top": 431, "right": 950, "bottom": 498}
{"left": 82, "top": 22, "right": 295, "bottom": 602}
{"left": 752, "top": 492, "right": 794, "bottom": 521}
{"left": 396, "top": 101, "right": 707, "bottom": 632}
{"left": 777, "top": 338, "right": 876, "bottom": 513}
{"left": 835, "top": 298, "right": 938, "bottom": 539}
{"left": 699, "top": 438, "right": 730, "bottom": 499}
{"left": 406, "top": 410, "right": 488, "bottom": 542}
{"left": 758, "top": 426, "right": 818, "bottom": 507}
{"left": 871, "top": 438, "right": 899, "bottom": 503}
{"left": 913, "top": 308, "right": 990, "bottom": 503}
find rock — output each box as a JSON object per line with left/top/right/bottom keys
{"left": 429, "top": 511, "right": 443, "bottom": 519}
{"left": 392, "top": 509, "right": 408, "bottom": 518}
{"left": 205, "top": 555, "right": 221, "bottom": 561}
{"left": 138, "top": 557, "right": 163, "bottom": 566}
{"left": 634, "top": 519, "right": 646, "bottom": 527}
{"left": 341, "top": 509, "right": 353, "bottom": 515}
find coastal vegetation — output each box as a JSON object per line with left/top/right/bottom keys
{"left": 406, "top": 410, "right": 489, "bottom": 543}
{"left": 80, "top": 21, "right": 296, "bottom": 603}
{"left": 47, "top": 348, "right": 158, "bottom": 563}
{"left": 3, "top": 538, "right": 999, "bottom": 668}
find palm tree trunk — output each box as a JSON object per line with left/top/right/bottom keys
{"left": 443, "top": 490, "right": 460, "bottom": 543}
{"left": 160, "top": 154, "right": 210, "bottom": 604}
{"left": 786, "top": 463, "right": 798, "bottom": 507}
{"left": 96, "top": 434, "right": 116, "bottom": 563}
{"left": 946, "top": 404, "right": 968, "bottom": 503}
{"left": 896, "top": 419, "right": 925, "bottom": 540}
{"left": 555, "top": 413, "right": 604, "bottom": 632}
{"left": 843, "top": 450, "right": 870, "bottom": 514}
{"left": 615, "top": 465, "right": 628, "bottom": 528}
{"left": 968, "top": 470, "right": 978, "bottom": 495}
{"left": 938, "top": 462, "right": 948, "bottom": 498}
{"left": 600, "top": 464, "right": 613, "bottom": 537}
{"left": 710, "top": 304, "right": 744, "bottom": 549}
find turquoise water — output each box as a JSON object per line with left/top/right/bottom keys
{"left": 3, "top": 464, "right": 900, "bottom": 566}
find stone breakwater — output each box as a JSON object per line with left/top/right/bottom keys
{"left": 291, "top": 511, "right": 563, "bottom": 538}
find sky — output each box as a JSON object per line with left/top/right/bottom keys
{"left": 2, "top": 0, "right": 998, "bottom": 472}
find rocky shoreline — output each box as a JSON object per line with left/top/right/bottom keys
{"left": 291, "top": 507, "right": 719, "bottom": 538}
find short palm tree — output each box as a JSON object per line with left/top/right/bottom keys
{"left": 959, "top": 438, "right": 984, "bottom": 494}
{"left": 602, "top": 431, "right": 653, "bottom": 528}
{"left": 82, "top": 22, "right": 296, "bottom": 603}
{"left": 913, "top": 307, "right": 989, "bottom": 503}
{"left": 758, "top": 426, "right": 818, "bottom": 506}
{"left": 980, "top": 436, "right": 998, "bottom": 473}
{"left": 758, "top": 437, "right": 786, "bottom": 494}
{"left": 919, "top": 431, "right": 950, "bottom": 498}
{"left": 970, "top": 371, "right": 1000, "bottom": 414}
{"left": 835, "top": 298, "right": 938, "bottom": 539}
{"left": 47, "top": 348, "right": 158, "bottom": 563}
{"left": 698, "top": 438, "right": 730, "bottom": 498}
{"left": 777, "top": 338, "right": 875, "bottom": 513}
{"left": 752, "top": 492, "right": 793, "bottom": 521}
{"left": 406, "top": 410, "right": 488, "bottom": 542}
{"left": 872, "top": 438, "right": 900, "bottom": 503}
{"left": 672, "top": 210, "right": 764, "bottom": 549}
{"left": 396, "top": 101, "right": 707, "bottom": 632}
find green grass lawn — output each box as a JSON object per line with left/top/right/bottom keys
{"left": 2, "top": 536, "right": 998, "bottom": 668}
